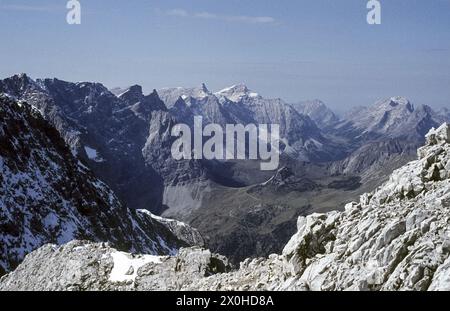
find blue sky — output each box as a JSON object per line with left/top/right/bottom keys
{"left": 0, "top": 0, "right": 449, "bottom": 111}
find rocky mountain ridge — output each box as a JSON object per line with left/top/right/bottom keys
{"left": 334, "top": 96, "right": 440, "bottom": 141}
{"left": 0, "top": 96, "right": 201, "bottom": 276}
{"left": 290, "top": 99, "right": 340, "bottom": 130}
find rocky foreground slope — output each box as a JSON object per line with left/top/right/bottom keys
{"left": 2, "top": 123, "right": 450, "bottom": 291}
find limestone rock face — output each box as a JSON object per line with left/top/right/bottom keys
{"left": 0, "top": 241, "right": 231, "bottom": 291}
{"left": 270, "top": 123, "right": 450, "bottom": 291}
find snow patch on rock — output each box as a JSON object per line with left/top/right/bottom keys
{"left": 84, "top": 146, "right": 105, "bottom": 162}
{"left": 109, "top": 251, "right": 162, "bottom": 283}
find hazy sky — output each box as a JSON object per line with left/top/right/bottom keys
{"left": 0, "top": 0, "right": 449, "bottom": 111}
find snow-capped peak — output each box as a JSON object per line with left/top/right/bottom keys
{"left": 215, "top": 83, "right": 260, "bottom": 102}
{"left": 217, "top": 83, "right": 249, "bottom": 94}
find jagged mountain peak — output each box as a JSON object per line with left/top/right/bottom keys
{"left": 375, "top": 96, "right": 414, "bottom": 112}
{"left": 158, "top": 81, "right": 341, "bottom": 162}
{"left": 0, "top": 73, "right": 43, "bottom": 97}
{"left": 215, "top": 83, "right": 260, "bottom": 102}
{"left": 127, "top": 84, "right": 144, "bottom": 94}
{"left": 118, "top": 86, "right": 162, "bottom": 103}
{"left": 12, "top": 73, "right": 31, "bottom": 81}
{"left": 337, "top": 96, "right": 439, "bottom": 140}
{"left": 149, "top": 88, "right": 159, "bottom": 96}
{"left": 200, "top": 82, "right": 209, "bottom": 94}
{"left": 144, "top": 90, "right": 167, "bottom": 111}
{"left": 74, "top": 81, "right": 110, "bottom": 93}
{"left": 119, "top": 86, "right": 167, "bottom": 116}
{"left": 172, "top": 96, "right": 189, "bottom": 110}
{"left": 189, "top": 83, "right": 212, "bottom": 98}
{"left": 291, "top": 99, "right": 339, "bottom": 129}
{"left": 31, "top": 78, "right": 114, "bottom": 101}
{"left": 294, "top": 99, "right": 331, "bottom": 113}
{"left": 109, "top": 86, "right": 128, "bottom": 96}
{"left": 157, "top": 84, "right": 213, "bottom": 108}
{"left": 4, "top": 73, "right": 33, "bottom": 84}
{"left": 117, "top": 84, "right": 144, "bottom": 103}
{"left": 217, "top": 83, "right": 249, "bottom": 93}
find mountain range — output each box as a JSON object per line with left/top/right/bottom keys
{"left": 1, "top": 73, "right": 449, "bottom": 266}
